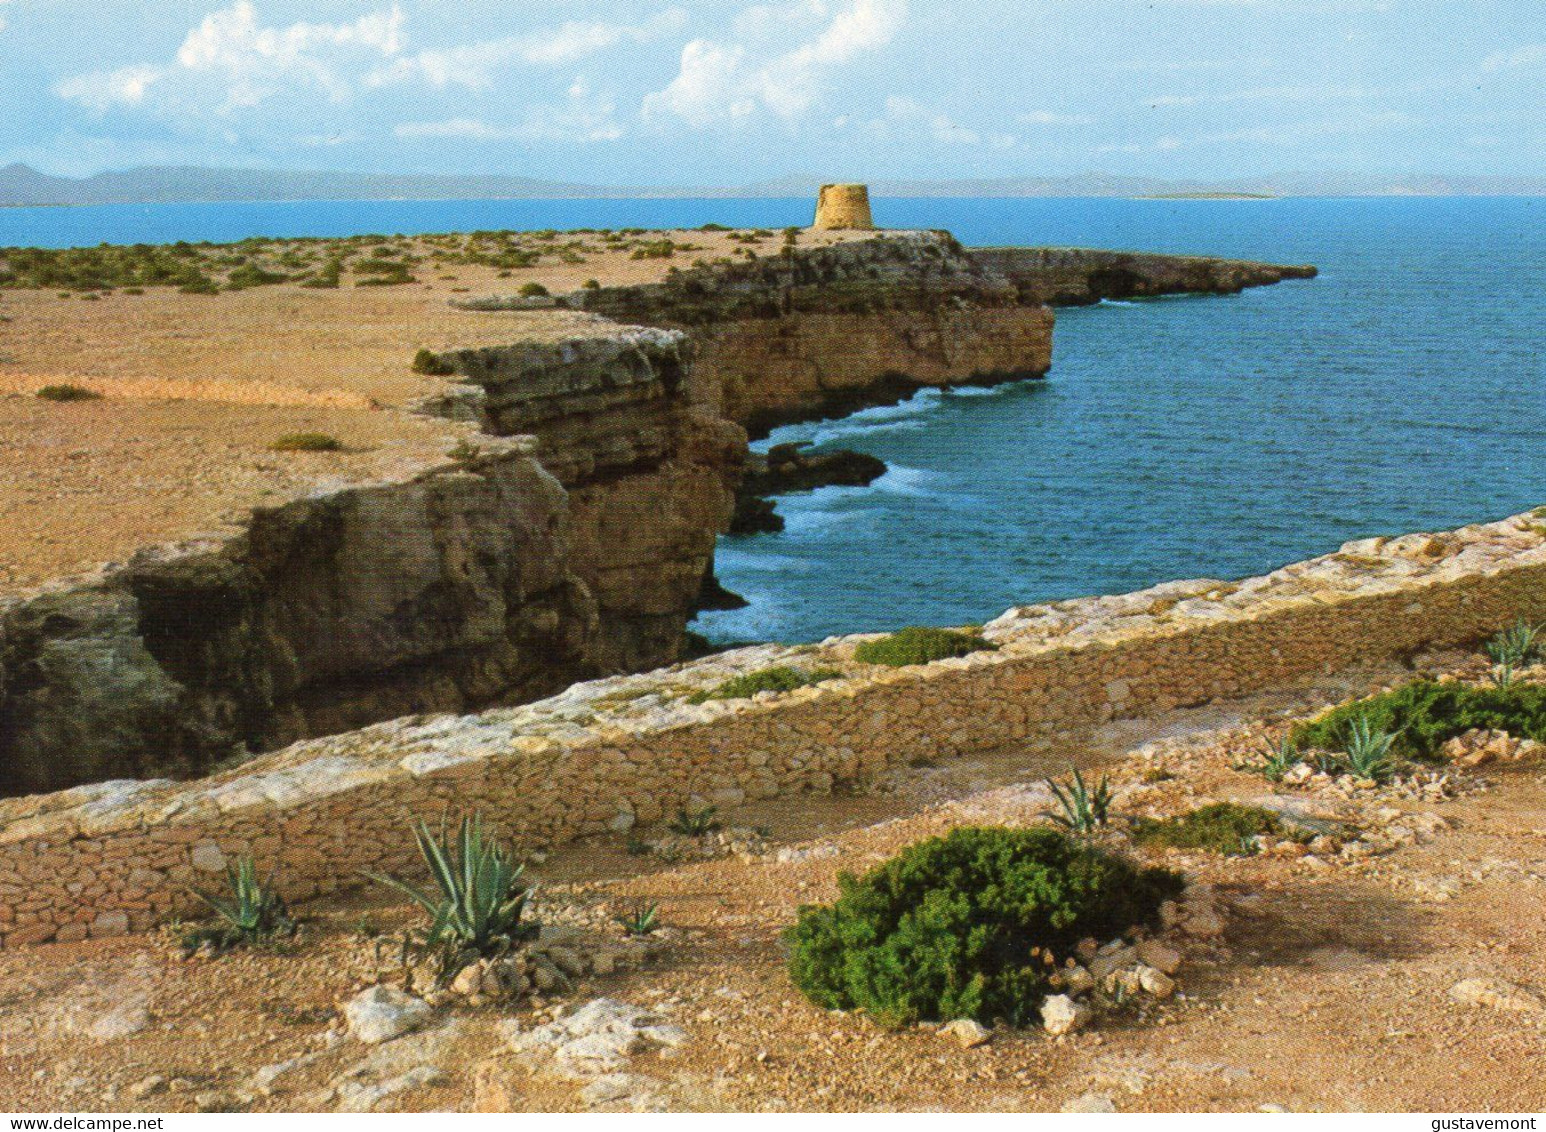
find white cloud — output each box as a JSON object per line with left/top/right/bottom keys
{"left": 369, "top": 9, "right": 687, "bottom": 91}
{"left": 57, "top": 1, "right": 408, "bottom": 114}
{"left": 643, "top": 0, "right": 907, "bottom": 127}
{"left": 858, "top": 94, "right": 1014, "bottom": 149}
{"left": 1097, "top": 110, "right": 1415, "bottom": 154}
{"left": 1482, "top": 43, "right": 1546, "bottom": 71}
{"left": 54, "top": 66, "right": 163, "bottom": 112}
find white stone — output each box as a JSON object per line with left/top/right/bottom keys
{"left": 189, "top": 841, "right": 227, "bottom": 873}
{"left": 940, "top": 1018, "right": 991, "bottom": 1048}
{"left": 343, "top": 985, "right": 434, "bottom": 1045}
{"left": 1448, "top": 977, "right": 1543, "bottom": 1015}
{"left": 1040, "top": 994, "right": 1093, "bottom": 1036}
{"left": 1137, "top": 966, "right": 1176, "bottom": 999}
{"left": 1062, "top": 1092, "right": 1117, "bottom": 1113}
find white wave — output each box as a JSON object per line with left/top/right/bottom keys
{"left": 873, "top": 464, "right": 949, "bottom": 496}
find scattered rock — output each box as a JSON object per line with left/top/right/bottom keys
{"left": 194, "top": 1090, "right": 243, "bottom": 1113}
{"left": 940, "top": 1018, "right": 991, "bottom": 1048}
{"left": 89, "top": 1005, "right": 149, "bottom": 1042}
{"left": 1041, "top": 994, "right": 1093, "bottom": 1036}
{"left": 128, "top": 1074, "right": 167, "bottom": 1100}
{"left": 1136, "top": 965, "right": 1176, "bottom": 999}
{"left": 343, "top": 985, "right": 434, "bottom": 1045}
{"left": 1135, "top": 941, "right": 1182, "bottom": 975}
{"left": 506, "top": 998, "right": 688, "bottom": 1079}
{"left": 1062, "top": 1092, "right": 1117, "bottom": 1113}
{"left": 1448, "top": 977, "right": 1543, "bottom": 1015}
{"left": 335, "top": 1066, "right": 446, "bottom": 1113}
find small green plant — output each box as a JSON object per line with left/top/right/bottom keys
{"left": 1254, "top": 735, "right": 1302, "bottom": 782}
{"left": 1045, "top": 768, "right": 1112, "bottom": 833}
{"left": 35, "top": 383, "right": 102, "bottom": 402}
{"left": 271, "top": 432, "right": 344, "bottom": 452}
{"left": 1340, "top": 715, "right": 1400, "bottom": 782}
{"left": 367, "top": 814, "right": 536, "bottom": 965}
{"left": 686, "top": 665, "right": 842, "bottom": 704}
{"left": 518, "top": 281, "right": 549, "bottom": 297}
{"left": 852, "top": 627, "right": 997, "bottom": 668}
{"left": 668, "top": 804, "right": 721, "bottom": 836}
{"left": 787, "top": 826, "right": 1182, "bottom": 1027}
{"left": 411, "top": 348, "right": 455, "bottom": 376}
{"left": 183, "top": 855, "right": 294, "bottom": 952}
{"left": 615, "top": 901, "right": 660, "bottom": 937}
{"left": 1132, "top": 802, "right": 1289, "bottom": 856}
{"left": 1492, "top": 662, "right": 1516, "bottom": 688}
{"left": 1485, "top": 619, "right": 1542, "bottom": 669}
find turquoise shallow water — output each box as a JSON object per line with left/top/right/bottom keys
{"left": 2, "top": 196, "right": 1541, "bottom": 646}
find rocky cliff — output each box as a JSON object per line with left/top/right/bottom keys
{"left": 0, "top": 231, "right": 1315, "bottom": 797}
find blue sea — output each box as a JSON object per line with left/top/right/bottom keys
{"left": 3, "top": 196, "right": 1541, "bottom": 646}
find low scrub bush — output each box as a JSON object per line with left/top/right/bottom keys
{"left": 1290, "top": 680, "right": 1546, "bottom": 760}
{"left": 1132, "top": 802, "right": 1290, "bottom": 856}
{"left": 853, "top": 627, "right": 996, "bottom": 667}
{"left": 35, "top": 383, "right": 102, "bottom": 402}
{"left": 518, "top": 281, "right": 549, "bottom": 297}
{"left": 786, "top": 826, "right": 1182, "bottom": 1027}
{"left": 411, "top": 348, "right": 455, "bottom": 376}
{"left": 271, "top": 432, "right": 343, "bottom": 452}
{"left": 687, "top": 665, "right": 842, "bottom": 704}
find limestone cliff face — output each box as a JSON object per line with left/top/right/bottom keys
{"left": 567, "top": 232, "right": 1055, "bottom": 437}
{"left": 968, "top": 247, "right": 1317, "bottom": 307}
{"left": 0, "top": 446, "right": 599, "bottom": 796}
{"left": 427, "top": 329, "right": 745, "bottom": 674}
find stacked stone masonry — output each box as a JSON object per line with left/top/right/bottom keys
{"left": 2, "top": 508, "right": 1542, "bottom": 947}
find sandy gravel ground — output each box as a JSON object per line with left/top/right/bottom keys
{"left": 0, "top": 654, "right": 1540, "bottom": 1113}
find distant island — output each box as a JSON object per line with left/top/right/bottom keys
{"left": 1, "top": 162, "right": 1542, "bottom": 207}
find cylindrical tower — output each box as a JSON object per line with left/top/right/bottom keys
{"left": 812, "top": 184, "right": 875, "bottom": 230}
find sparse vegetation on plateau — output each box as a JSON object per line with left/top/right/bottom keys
{"left": 411, "top": 348, "right": 455, "bottom": 376}
{"left": 270, "top": 432, "right": 344, "bottom": 452}
{"left": 787, "top": 826, "right": 1182, "bottom": 1027}
{"left": 853, "top": 627, "right": 997, "bottom": 667}
{"left": 35, "top": 383, "right": 102, "bottom": 402}
{"left": 686, "top": 665, "right": 843, "bottom": 704}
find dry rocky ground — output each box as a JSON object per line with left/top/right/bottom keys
{"left": 0, "top": 650, "right": 1541, "bottom": 1113}
{"left": 0, "top": 226, "right": 864, "bottom": 592}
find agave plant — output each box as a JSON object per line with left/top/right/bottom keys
{"left": 186, "top": 855, "right": 292, "bottom": 949}
{"left": 615, "top": 901, "right": 661, "bottom": 937}
{"left": 668, "top": 804, "right": 721, "bottom": 837}
{"left": 1046, "top": 768, "right": 1113, "bottom": 833}
{"left": 1485, "top": 619, "right": 1542, "bottom": 669}
{"left": 1256, "top": 735, "right": 1302, "bottom": 782}
{"left": 369, "top": 814, "right": 535, "bottom": 956}
{"left": 1341, "top": 715, "right": 1400, "bottom": 782}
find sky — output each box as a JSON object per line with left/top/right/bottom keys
{"left": 0, "top": 0, "right": 1541, "bottom": 185}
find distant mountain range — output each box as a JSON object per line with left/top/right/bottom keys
{"left": 2, "top": 163, "right": 1542, "bottom": 205}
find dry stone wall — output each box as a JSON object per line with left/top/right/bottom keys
{"left": 2, "top": 507, "right": 1543, "bottom": 947}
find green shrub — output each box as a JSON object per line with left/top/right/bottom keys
{"left": 786, "top": 826, "right": 1182, "bottom": 1027}
{"left": 35, "top": 383, "right": 102, "bottom": 402}
{"left": 686, "top": 665, "right": 842, "bottom": 704}
{"left": 271, "top": 432, "right": 344, "bottom": 452}
{"left": 1485, "top": 619, "right": 1542, "bottom": 668}
{"left": 411, "top": 348, "right": 455, "bottom": 376}
{"left": 853, "top": 627, "right": 997, "bottom": 667}
{"left": 1340, "top": 716, "right": 1400, "bottom": 781}
{"left": 224, "top": 263, "right": 287, "bottom": 290}
{"left": 1132, "top": 802, "right": 1289, "bottom": 856}
{"left": 1290, "top": 680, "right": 1546, "bottom": 760}
{"left": 615, "top": 901, "right": 661, "bottom": 937}
{"left": 668, "top": 804, "right": 721, "bottom": 836}
{"left": 518, "top": 281, "right": 549, "bottom": 297}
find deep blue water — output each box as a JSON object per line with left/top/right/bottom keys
{"left": 2, "top": 196, "right": 1541, "bottom": 646}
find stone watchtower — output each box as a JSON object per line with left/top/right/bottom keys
{"left": 812, "top": 183, "right": 875, "bottom": 230}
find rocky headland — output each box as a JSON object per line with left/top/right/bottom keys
{"left": 0, "top": 227, "right": 1313, "bottom": 796}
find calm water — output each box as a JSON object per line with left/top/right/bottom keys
{"left": 3, "top": 196, "right": 1541, "bottom": 646}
